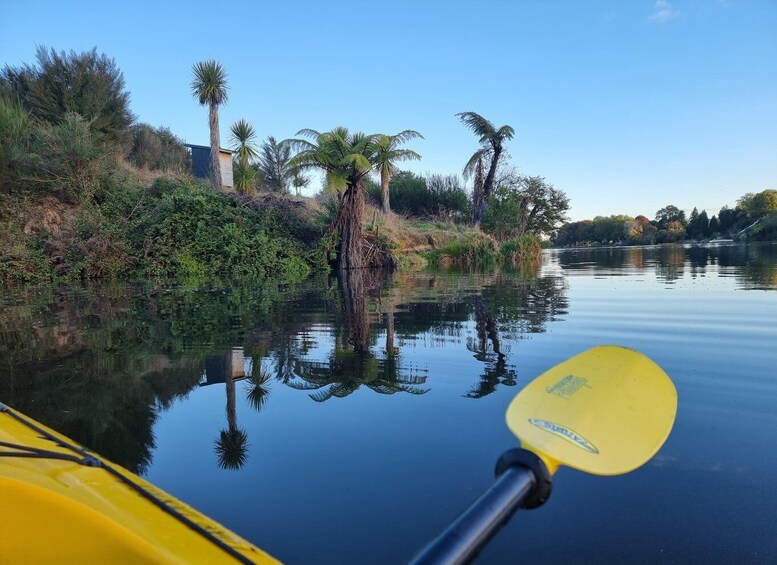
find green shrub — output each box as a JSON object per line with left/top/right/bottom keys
{"left": 500, "top": 234, "right": 541, "bottom": 269}
{"left": 20, "top": 113, "right": 117, "bottom": 203}
{"left": 136, "top": 178, "right": 310, "bottom": 281}
{"left": 367, "top": 171, "right": 470, "bottom": 220}
{"left": 427, "top": 237, "right": 498, "bottom": 268}
{"left": 1, "top": 46, "right": 133, "bottom": 145}
{"left": 482, "top": 185, "right": 524, "bottom": 241}
{"left": 127, "top": 123, "right": 190, "bottom": 173}
{"left": 0, "top": 96, "right": 34, "bottom": 193}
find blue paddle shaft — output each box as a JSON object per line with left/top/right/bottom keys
{"left": 410, "top": 466, "right": 535, "bottom": 565}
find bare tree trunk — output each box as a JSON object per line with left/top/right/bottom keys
{"left": 472, "top": 157, "right": 485, "bottom": 225}
{"left": 209, "top": 102, "right": 223, "bottom": 191}
{"left": 333, "top": 180, "right": 365, "bottom": 270}
{"left": 225, "top": 371, "right": 236, "bottom": 431}
{"left": 340, "top": 268, "right": 369, "bottom": 352}
{"left": 381, "top": 169, "right": 390, "bottom": 214}
{"left": 385, "top": 304, "right": 397, "bottom": 357}
{"left": 473, "top": 147, "right": 502, "bottom": 225}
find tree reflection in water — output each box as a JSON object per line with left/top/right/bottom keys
{"left": 245, "top": 353, "right": 273, "bottom": 412}
{"left": 214, "top": 372, "right": 249, "bottom": 470}
{"left": 2, "top": 246, "right": 773, "bottom": 473}
{"left": 287, "top": 269, "right": 429, "bottom": 401}
{"left": 0, "top": 265, "right": 572, "bottom": 470}
{"left": 464, "top": 271, "right": 568, "bottom": 398}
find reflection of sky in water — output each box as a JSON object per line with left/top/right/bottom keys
{"left": 1, "top": 243, "right": 776, "bottom": 564}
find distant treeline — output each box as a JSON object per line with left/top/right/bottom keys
{"left": 554, "top": 192, "right": 777, "bottom": 247}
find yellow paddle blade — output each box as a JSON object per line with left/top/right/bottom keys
{"left": 506, "top": 345, "right": 677, "bottom": 476}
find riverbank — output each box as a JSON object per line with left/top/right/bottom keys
{"left": 1, "top": 168, "right": 543, "bottom": 285}
{"left": 0, "top": 173, "right": 316, "bottom": 285}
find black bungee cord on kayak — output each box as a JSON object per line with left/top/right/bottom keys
{"left": 0, "top": 403, "right": 257, "bottom": 565}
{"left": 0, "top": 439, "right": 102, "bottom": 465}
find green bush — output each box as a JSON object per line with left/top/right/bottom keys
{"left": 427, "top": 237, "right": 498, "bottom": 268}
{"left": 0, "top": 96, "right": 34, "bottom": 192}
{"left": 367, "top": 171, "right": 470, "bottom": 220}
{"left": 483, "top": 177, "right": 570, "bottom": 241}
{"left": 482, "top": 185, "right": 525, "bottom": 241}
{"left": 500, "top": 234, "right": 541, "bottom": 269}
{"left": 21, "top": 113, "right": 117, "bottom": 203}
{"left": 1, "top": 46, "right": 134, "bottom": 145}
{"left": 127, "top": 123, "right": 190, "bottom": 173}
{"left": 136, "top": 178, "right": 310, "bottom": 281}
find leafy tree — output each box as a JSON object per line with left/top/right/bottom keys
{"left": 739, "top": 189, "right": 777, "bottom": 219}
{"left": 0, "top": 65, "right": 33, "bottom": 108}
{"left": 0, "top": 95, "right": 33, "bottom": 192}
{"left": 367, "top": 171, "right": 426, "bottom": 214}
{"left": 625, "top": 215, "right": 655, "bottom": 244}
{"left": 592, "top": 215, "right": 634, "bottom": 243}
{"left": 127, "top": 123, "right": 189, "bottom": 173}
{"left": 289, "top": 127, "right": 389, "bottom": 270}
{"left": 365, "top": 171, "right": 470, "bottom": 220}
{"left": 709, "top": 215, "right": 720, "bottom": 235}
{"left": 482, "top": 176, "right": 569, "bottom": 241}
{"left": 1, "top": 46, "right": 134, "bottom": 145}
{"left": 258, "top": 136, "right": 292, "bottom": 193}
{"left": 698, "top": 210, "right": 710, "bottom": 237}
{"left": 656, "top": 220, "right": 686, "bottom": 243}
{"left": 425, "top": 174, "right": 471, "bottom": 221}
{"left": 687, "top": 207, "right": 700, "bottom": 239}
{"left": 481, "top": 184, "right": 524, "bottom": 241}
{"left": 190, "top": 60, "right": 229, "bottom": 191}
{"left": 554, "top": 220, "right": 594, "bottom": 246}
{"left": 687, "top": 207, "right": 712, "bottom": 239}
{"left": 373, "top": 130, "right": 423, "bottom": 214}
{"left": 20, "top": 112, "right": 115, "bottom": 203}
{"left": 718, "top": 206, "right": 742, "bottom": 233}
{"left": 516, "top": 176, "right": 569, "bottom": 237}
{"left": 655, "top": 204, "right": 686, "bottom": 230}
{"left": 457, "top": 111, "right": 515, "bottom": 225}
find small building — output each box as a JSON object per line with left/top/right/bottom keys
{"left": 184, "top": 144, "right": 234, "bottom": 189}
{"left": 201, "top": 349, "right": 246, "bottom": 387}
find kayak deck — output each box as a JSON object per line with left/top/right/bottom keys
{"left": 0, "top": 403, "right": 278, "bottom": 564}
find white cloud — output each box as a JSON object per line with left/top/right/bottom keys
{"left": 649, "top": 0, "right": 680, "bottom": 23}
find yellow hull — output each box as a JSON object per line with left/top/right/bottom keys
{"left": 0, "top": 403, "right": 278, "bottom": 564}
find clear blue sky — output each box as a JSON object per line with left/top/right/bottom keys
{"left": 1, "top": 0, "right": 775, "bottom": 221}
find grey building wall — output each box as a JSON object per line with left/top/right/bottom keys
{"left": 187, "top": 144, "right": 233, "bottom": 189}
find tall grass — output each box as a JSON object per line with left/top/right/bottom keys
{"left": 500, "top": 234, "right": 542, "bottom": 269}
{"left": 425, "top": 233, "right": 542, "bottom": 270}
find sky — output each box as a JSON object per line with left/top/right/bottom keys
{"left": 1, "top": 0, "right": 775, "bottom": 221}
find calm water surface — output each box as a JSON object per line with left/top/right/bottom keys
{"left": 1, "top": 243, "right": 776, "bottom": 564}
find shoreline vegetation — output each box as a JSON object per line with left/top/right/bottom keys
{"left": 1, "top": 48, "right": 774, "bottom": 286}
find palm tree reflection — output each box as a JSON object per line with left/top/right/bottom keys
{"left": 214, "top": 350, "right": 249, "bottom": 470}
{"left": 288, "top": 269, "right": 429, "bottom": 401}
{"left": 291, "top": 349, "right": 428, "bottom": 402}
{"left": 465, "top": 295, "right": 517, "bottom": 398}
{"left": 245, "top": 353, "right": 272, "bottom": 412}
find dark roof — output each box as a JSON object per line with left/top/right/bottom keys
{"left": 183, "top": 143, "right": 232, "bottom": 154}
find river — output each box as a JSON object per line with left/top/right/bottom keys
{"left": 1, "top": 242, "right": 775, "bottom": 563}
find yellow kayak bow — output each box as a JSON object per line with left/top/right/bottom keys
{"left": 0, "top": 403, "right": 278, "bottom": 564}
